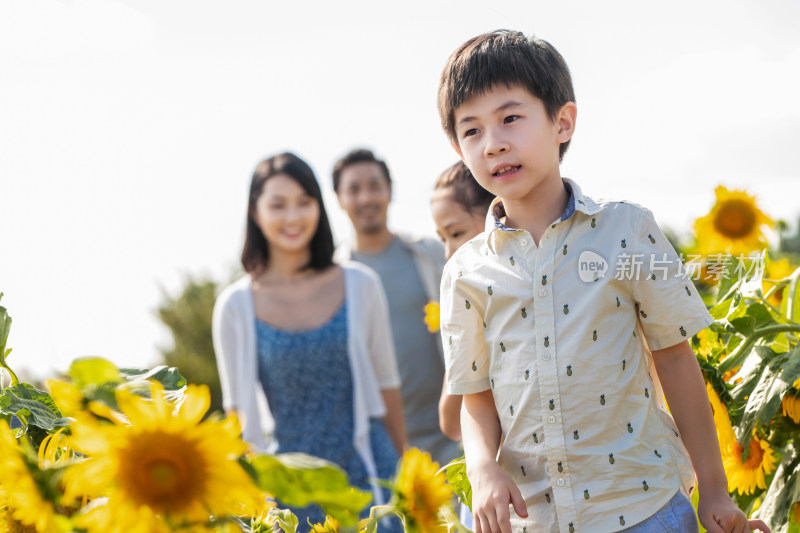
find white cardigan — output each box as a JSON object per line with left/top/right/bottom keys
{"left": 211, "top": 262, "right": 401, "bottom": 505}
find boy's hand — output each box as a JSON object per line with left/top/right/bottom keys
{"left": 470, "top": 461, "right": 527, "bottom": 533}
{"left": 698, "top": 491, "right": 771, "bottom": 533}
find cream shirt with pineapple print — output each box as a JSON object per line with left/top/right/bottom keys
{"left": 441, "top": 178, "right": 713, "bottom": 533}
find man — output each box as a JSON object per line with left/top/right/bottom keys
{"left": 333, "top": 148, "right": 460, "bottom": 466}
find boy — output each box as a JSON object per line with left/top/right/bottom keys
{"left": 437, "top": 30, "right": 769, "bottom": 533}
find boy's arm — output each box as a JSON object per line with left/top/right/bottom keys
{"left": 462, "top": 389, "right": 527, "bottom": 533}
{"left": 652, "top": 341, "right": 770, "bottom": 533}
{"left": 438, "top": 375, "right": 462, "bottom": 441}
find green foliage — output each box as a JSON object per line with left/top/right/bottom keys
{"left": 0, "top": 382, "right": 70, "bottom": 446}
{"left": 440, "top": 456, "right": 472, "bottom": 512}
{"left": 156, "top": 275, "right": 223, "bottom": 414}
{"left": 0, "top": 292, "right": 19, "bottom": 386}
{"left": 249, "top": 453, "right": 373, "bottom": 527}
{"left": 699, "top": 254, "right": 800, "bottom": 531}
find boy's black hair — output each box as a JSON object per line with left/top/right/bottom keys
{"left": 331, "top": 148, "right": 392, "bottom": 193}
{"left": 434, "top": 161, "right": 494, "bottom": 215}
{"left": 438, "top": 29, "right": 576, "bottom": 161}
{"left": 241, "top": 152, "right": 335, "bottom": 274}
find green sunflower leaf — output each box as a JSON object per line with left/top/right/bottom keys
{"left": 250, "top": 453, "right": 372, "bottom": 527}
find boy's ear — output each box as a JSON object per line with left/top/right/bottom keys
{"left": 556, "top": 102, "right": 578, "bottom": 143}
{"left": 451, "top": 140, "right": 464, "bottom": 160}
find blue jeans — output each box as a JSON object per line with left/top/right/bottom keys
{"left": 621, "top": 491, "right": 698, "bottom": 533}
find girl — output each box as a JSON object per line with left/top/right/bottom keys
{"left": 432, "top": 161, "right": 493, "bottom": 529}
{"left": 432, "top": 160, "right": 494, "bottom": 441}
{"left": 213, "top": 152, "right": 406, "bottom": 529}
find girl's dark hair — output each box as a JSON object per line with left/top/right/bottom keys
{"left": 241, "top": 152, "right": 335, "bottom": 274}
{"left": 434, "top": 161, "right": 494, "bottom": 215}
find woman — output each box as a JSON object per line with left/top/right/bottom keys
{"left": 212, "top": 152, "right": 406, "bottom": 529}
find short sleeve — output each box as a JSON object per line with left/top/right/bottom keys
{"left": 440, "top": 259, "right": 490, "bottom": 395}
{"left": 631, "top": 208, "right": 713, "bottom": 350}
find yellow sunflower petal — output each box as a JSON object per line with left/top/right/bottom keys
{"left": 707, "top": 383, "right": 737, "bottom": 454}
{"left": 782, "top": 394, "right": 800, "bottom": 424}
{"left": 175, "top": 385, "right": 210, "bottom": 427}
{"left": 0, "top": 421, "right": 61, "bottom": 533}
{"left": 46, "top": 379, "right": 84, "bottom": 418}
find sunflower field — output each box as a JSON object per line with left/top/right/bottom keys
{"left": 0, "top": 301, "right": 457, "bottom": 533}
{"left": 1, "top": 184, "right": 799, "bottom": 533}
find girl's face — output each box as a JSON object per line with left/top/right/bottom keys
{"left": 431, "top": 188, "right": 486, "bottom": 259}
{"left": 253, "top": 174, "right": 320, "bottom": 256}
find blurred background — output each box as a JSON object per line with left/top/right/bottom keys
{"left": 1, "top": 0, "right": 798, "bottom": 410}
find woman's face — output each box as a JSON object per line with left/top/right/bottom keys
{"left": 431, "top": 188, "right": 486, "bottom": 259}
{"left": 253, "top": 174, "right": 320, "bottom": 256}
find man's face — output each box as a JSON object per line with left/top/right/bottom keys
{"left": 336, "top": 161, "right": 391, "bottom": 235}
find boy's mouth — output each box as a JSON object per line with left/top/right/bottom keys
{"left": 492, "top": 165, "right": 521, "bottom": 177}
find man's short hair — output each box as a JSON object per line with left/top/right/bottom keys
{"left": 438, "top": 29, "right": 576, "bottom": 161}
{"left": 332, "top": 148, "right": 392, "bottom": 193}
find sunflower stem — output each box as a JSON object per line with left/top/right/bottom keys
{"left": 0, "top": 350, "right": 19, "bottom": 387}
{"left": 719, "top": 324, "right": 800, "bottom": 373}
{"left": 762, "top": 280, "right": 789, "bottom": 302}
{"left": 786, "top": 267, "right": 800, "bottom": 323}
{"left": 745, "top": 295, "right": 782, "bottom": 317}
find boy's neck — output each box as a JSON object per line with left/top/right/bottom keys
{"left": 502, "top": 176, "right": 569, "bottom": 246}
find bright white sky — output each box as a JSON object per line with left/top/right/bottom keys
{"left": 1, "top": 0, "right": 799, "bottom": 380}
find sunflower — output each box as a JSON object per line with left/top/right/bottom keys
{"left": 309, "top": 515, "right": 339, "bottom": 532}
{"left": 706, "top": 383, "right": 736, "bottom": 454}
{"left": 424, "top": 301, "right": 441, "bottom": 333}
{"left": 0, "top": 421, "right": 61, "bottom": 533}
{"left": 782, "top": 390, "right": 800, "bottom": 424}
{"left": 723, "top": 432, "right": 777, "bottom": 495}
{"left": 693, "top": 186, "right": 773, "bottom": 256}
{"left": 63, "top": 382, "right": 264, "bottom": 533}
{"left": 394, "top": 448, "right": 452, "bottom": 533}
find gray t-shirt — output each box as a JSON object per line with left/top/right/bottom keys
{"left": 352, "top": 237, "right": 459, "bottom": 465}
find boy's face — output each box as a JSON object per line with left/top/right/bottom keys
{"left": 336, "top": 161, "right": 392, "bottom": 235}
{"left": 451, "top": 85, "right": 575, "bottom": 204}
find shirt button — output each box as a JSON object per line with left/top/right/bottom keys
{"left": 557, "top": 478, "right": 566, "bottom": 487}
{"left": 521, "top": 239, "right": 528, "bottom": 246}
{"left": 542, "top": 352, "right": 551, "bottom": 361}
{"left": 548, "top": 415, "right": 556, "bottom": 423}
{"left": 538, "top": 288, "right": 547, "bottom": 297}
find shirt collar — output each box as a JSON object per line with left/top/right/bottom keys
{"left": 485, "top": 177, "right": 603, "bottom": 236}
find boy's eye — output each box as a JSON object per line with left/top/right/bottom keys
{"left": 452, "top": 231, "right": 464, "bottom": 239}
{"left": 463, "top": 128, "right": 479, "bottom": 138}
{"left": 504, "top": 115, "right": 519, "bottom": 124}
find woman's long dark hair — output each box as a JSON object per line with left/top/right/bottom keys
{"left": 241, "top": 152, "right": 335, "bottom": 274}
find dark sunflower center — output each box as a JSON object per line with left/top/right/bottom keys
{"left": 742, "top": 439, "right": 764, "bottom": 470}
{"left": 119, "top": 433, "right": 206, "bottom": 512}
{"left": 713, "top": 200, "right": 757, "bottom": 239}
{"left": 8, "top": 516, "right": 38, "bottom": 533}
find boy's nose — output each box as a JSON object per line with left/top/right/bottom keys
{"left": 484, "top": 131, "right": 509, "bottom": 156}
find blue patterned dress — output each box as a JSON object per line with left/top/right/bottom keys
{"left": 256, "top": 300, "right": 403, "bottom": 532}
